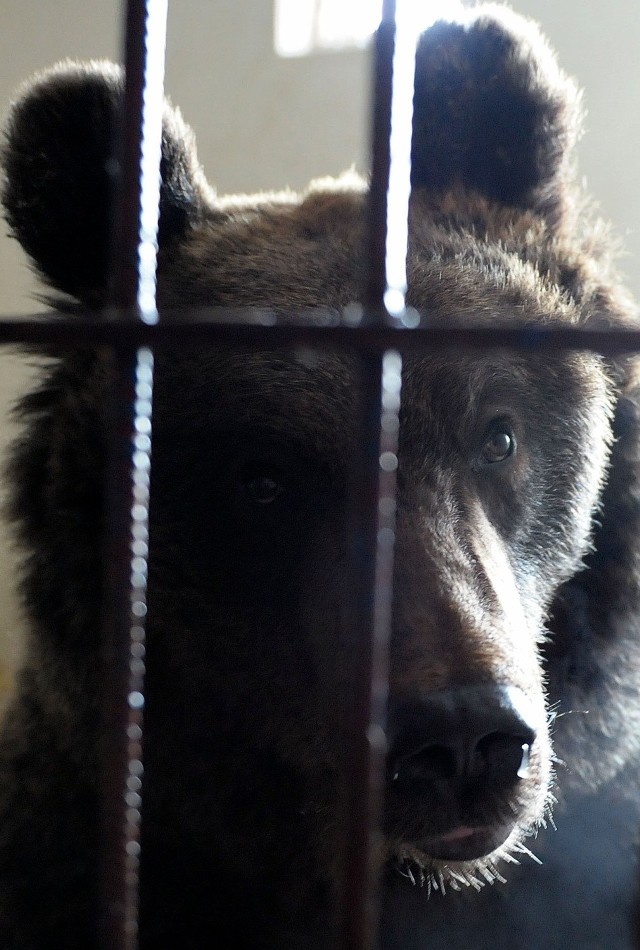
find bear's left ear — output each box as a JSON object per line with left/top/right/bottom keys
{"left": 411, "top": 5, "right": 582, "bottom": 225}
{"left": 2, "top": 60, "right": 212, "bottom": 304}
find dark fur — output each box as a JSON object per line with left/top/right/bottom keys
{"left": 1, "top": 6, "right": 640, "bottom": 948}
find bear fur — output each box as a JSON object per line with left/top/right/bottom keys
{"left": 1, "top": 4, "right": 640, "bottom": 948}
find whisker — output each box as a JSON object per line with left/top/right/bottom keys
{"left": 512, "top": 843, "right": 543, "bottom": 865}
{"left": 466, "top": 875, "right": 484, "bottom": 892}
{"left": 480, "top": 866, "right": 495, "bottom": 884}
{"left": 495, "top": 848, "right": 520, "bottom": 865}
{"left": 488, "top": 862, "right": 507, "bottom": 885}
{"left": 449, "top": 869, "right": 470, "bottom": 888}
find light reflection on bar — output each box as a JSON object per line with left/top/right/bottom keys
{"left": 120, "top": 346, "right": 154, "bottom": 944}
{"left": 136, "top": 2, "right": 166, "bottom": 323}
{"left": 101, "top": 0, "right": 167, "bottom": 944}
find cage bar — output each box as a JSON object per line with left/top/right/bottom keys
{"left": 4, "top": 312, "right": 640, "bottom": 356}
{"left": 98, "top": 1, "right": 166, "bottom": 948}
{"left": 338, "top": 1, "right": 404, "bottom": 946}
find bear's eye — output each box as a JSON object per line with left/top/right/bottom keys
{"left": 245, "top": 473, "right": 283, "bottom": 505}
{"left": 480, "top": 425, "right": 516, "bottom": 465}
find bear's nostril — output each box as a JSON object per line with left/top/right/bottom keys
{"left": 387, "top": 685, "right": 538, "bottom": 793}
{"left": 472, "top": 732, "right": 531, "bottom": 782}
{"left": 390, "top": 735, "right": 530, "bottom": 790}
{"left": 392, "top": 743, "right": 458, "bottom": 785}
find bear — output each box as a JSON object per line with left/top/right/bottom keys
{"left": 1, "top": 4, "right": 640, "bottom": 948}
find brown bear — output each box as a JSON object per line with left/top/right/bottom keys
{"left": 1, "top": 4, "right": 640, "bottom": 948}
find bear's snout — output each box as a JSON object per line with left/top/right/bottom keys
{"left": 380, "top": 486, "right": 554, "bottom": 874}
{"left": 384, "top": 685, "right": 541, "bottom": 862}
{"left": 387, "top": 685, "right": 537, "bottom": 790}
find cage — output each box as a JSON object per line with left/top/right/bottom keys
{"left": 1, "top": 2, "right": 640, "bottom": 949}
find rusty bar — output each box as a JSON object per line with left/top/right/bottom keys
{"left": 99, "top": 1, "right": 166, "bottom": 948}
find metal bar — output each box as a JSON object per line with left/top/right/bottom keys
{"left": 99, "top": 2, "right": 166, "bottom": 949}
{"left": 109, "top": 1, "right": 166, "bottom": 315}
{"left": 363, "top": 2, "right": 395, "bottom": 317}
{"left": 339, "top": 349, "right": 401, "bottom": 950}
{"left": 100, "top": 345, "right": 154, "bottom": 950}
{"left": 3, "top": 315, "right": 640, "bottom": 356}
{"left": 338, "top": 2, "right": 403, "bottom": 947}
{"left": 338, "top": 360, "right": 386, "bottom": 950}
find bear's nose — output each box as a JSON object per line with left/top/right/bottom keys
{"left": 387, "top": 685, "right": 538, "bottom": 791}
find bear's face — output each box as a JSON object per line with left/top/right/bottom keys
{"left": 3, "top": 5, "right": 640, "bottom": 943}
{"left": 136, "top": 179, "right": 615, "bottom": 886}
{"left": 142, "top": 335, "right": 611, "bottom": 889}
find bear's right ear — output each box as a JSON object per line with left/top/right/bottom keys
{"left": 2, "top": 60, "right": 211, "bottom": 305}
{"left": 410, "top": 6, "right": 582, "bottom": 226}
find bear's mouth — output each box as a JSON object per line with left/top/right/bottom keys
{"left": 383, "top": 819, "right": 529, "bottom": 894}
{"left": 418, "top": 823, "right": 512, "bottom": 862}
{"left": 382, "top": 768, "right": 537, "bottom": 865}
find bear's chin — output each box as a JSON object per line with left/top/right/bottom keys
{"left": 385, "top": 822, "right": 543, "bottom": 893}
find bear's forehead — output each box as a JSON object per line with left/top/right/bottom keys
{"left": 158, "top": 185, "right": 574, "bottom": 323}
{"left": 152, "top": 185, "right": 605, "bottom": 471}
{"left": 159, "top": 185, "right": 368, "bottom": 311}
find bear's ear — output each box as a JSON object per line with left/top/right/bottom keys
{"left": 2, "top": 60, "right": 211, "bottom": 304}
{"left": 411, "top": 5, "right": 582, "bottom": 224}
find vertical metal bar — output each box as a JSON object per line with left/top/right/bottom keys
{"left": 110, "top": 0, "right": 167, "bottom": 318}
{"left": 339, "top": 346, "right": 401, "bottom": 950}
{"left": 339, "top": 2, "right": 407, "bottom": 947}
{"left": 99, "top": 2, "right": 167, "bottom": 948}
{"left": 363, "top": 0, "right": 395, "bottom": 318}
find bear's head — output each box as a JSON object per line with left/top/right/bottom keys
{"left": 2, "top": 4, "right": 640, "bottom": 946}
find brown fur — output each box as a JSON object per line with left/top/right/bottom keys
{"left": 1, "top": 6, "right": 640, "bottom": 948}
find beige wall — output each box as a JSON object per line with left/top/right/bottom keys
{"left": 0, "top": 1, "right": 638, "bottom": 689}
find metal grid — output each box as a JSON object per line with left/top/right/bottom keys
{"left": 2, "top": 2, "right": 640, "bottom": 949}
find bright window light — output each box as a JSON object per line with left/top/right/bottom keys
{"left": 274, "top": 0, "right": 381, "bottom": 57}
{"left": 274, "top": 0, "right": 465, "bottom": 58}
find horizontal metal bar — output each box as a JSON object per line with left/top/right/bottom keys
{"left": 2, "top": 311, "right": 640, "bottom": 355}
